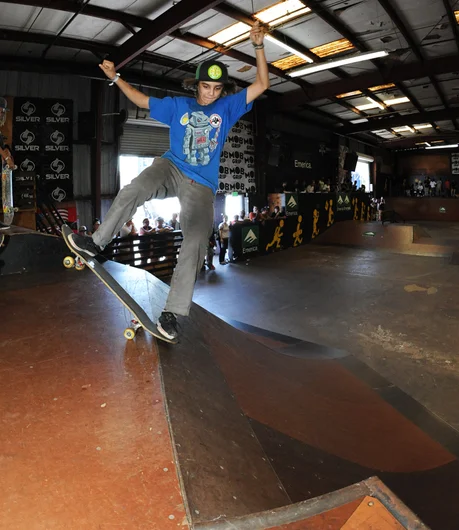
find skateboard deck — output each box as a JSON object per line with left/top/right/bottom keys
{"left": 2, "top": 164, "right": 16, "bottom": 226}
{"left": 61, "top": 225, "right": 177, "bottom": 344}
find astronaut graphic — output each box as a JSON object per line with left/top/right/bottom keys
{"left": 182, "top": 111, "right": 222, "bottom": 166}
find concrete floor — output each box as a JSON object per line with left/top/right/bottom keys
{"left": 194, "top": 238, "right": 459, "bottom": 433}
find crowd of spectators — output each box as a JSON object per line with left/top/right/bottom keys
{"left": 402, "top": 177, "right": 457, "bottom": 198}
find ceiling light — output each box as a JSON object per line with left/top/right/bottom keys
{"left": 356, "top": 97, "right": 385, "bottom": 111}
{"left": 255, "top": 0, "right": 311, "bottom": 26}
{"left": 288, "top": 49, "right": 389, "bottom": 77}
{"left": 336, "top": 90, "right": 362, "bottom": 98}
{"left": 413, "top": 124, "right": 433, "bottom": 130}
{"left": 415, "top": 142, "right": 432, "bottom": 146}
{"left": 384, "top": 97, "right": 410, "bottom": 106}
{"left": 455, "top": 11, "right": 459, "bottom": 24}
{"left": 350, "top": 118, "right": 369, "bottom": 124}
{"left": 265, "top": 34, "right": 314, "bottom": 63}
{"left": 310, "top": 38, "right": 355, "bottom": 58}
{"left": 209, "top": 22, "right": 251, "bottom": 46}
{"left": 426, "top": 143, "right": 459, "bottom": 149}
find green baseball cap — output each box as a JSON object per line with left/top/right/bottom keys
{"left": 195, "top": 60, "right": 228, "bottom": 83}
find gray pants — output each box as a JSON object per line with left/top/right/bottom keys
{"left": 93, "top": 158, "right": 214, "bottom": 316}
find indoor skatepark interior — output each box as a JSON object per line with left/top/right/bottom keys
{"left": 2, "top": 221, "right": 459, "bottom": 529}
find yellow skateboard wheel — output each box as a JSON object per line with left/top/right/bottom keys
{"left": 63, "top": 256, "right": 75, "bottom": 269}
{"left": 124, "top": 328, "right": 136, "bottom": 340}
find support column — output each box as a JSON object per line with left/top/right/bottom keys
{"left": 90, "top": 80, "right": 103, "bottom": 220}
{"left": 253, "top": 99, "right": 268, "bottom": 207}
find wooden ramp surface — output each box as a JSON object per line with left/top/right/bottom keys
{"left": 2, "top": 259, "right": 459, "bottom": 529}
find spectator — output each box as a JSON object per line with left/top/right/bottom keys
{"left": 140, "top": 217, "right": 154, "bottom": 235}
{"left": 92, "top": 218, "right": 101, "bottom": 233}
{"left": 155, "top": 216, "right": 173, "bottom": 232}
{"left": 451, "top": 180, "right": 457, "bottom": 198}
{"left": 168, "top": 212, "right": 180, "bottom": 230}
{"left": 249, "top": 206, "right": 260, "bottom": 221}
{"left": 445, "top": 178, "right": 451, "bottom": 197}
{"left": 79, "top": 225, "right": 90, "bottom": 236}
{"left": 119, "top": 219, "right": 137, "bottom": 238}
{"left": 271, "top": 205, "right": 281, "bottom": 218}
{"left": 260, "top": 207, "right": 269, "bottom": 220}
{"left": 430, "top": 178, "right": 436, "bottom": 196}
{"left": 218, "top": 215, "right": 230, "bottom": 264}
{"left": 231, "top": 214, "right": 240, "bottom": 225}
{"left": 436, "top": 179, "right": 442, "bottom": 197}
{"left": 239, "top": 209, "right": 246, "bottom": 221}
{"left": 306, "top": 181, "right": 314, "bottom": 193}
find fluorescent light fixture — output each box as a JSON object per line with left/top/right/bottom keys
{"left": 255, "top": 0, "right": 311, "bottom": 26}
{"left": 209, "top": 22, "right": 251, "bottom": 46}
{"left": 416, "top": 141, "right": 431, "bottom": 146}
{"left": 384, "top": 97, "right": 410, "bottom": 106}
{"left": 356, "top": 97, "right": 385, "bottom": 111}
{"left": 265, "top": 34, "right": 314, "bottom": 63}
{"left": 413, "top": 124, "right": 433, "bottom": 130}
{"left": 288, "top": 49, "right": 389, "bottom": 77}
{"left": 369, "top": 83, "right": 395, "bottom": 92}
{"left": 426, "top": 143, "right": 459, "bottom": 149}
{"left": 350, "top": 118, "right": 369, "bottom": 124}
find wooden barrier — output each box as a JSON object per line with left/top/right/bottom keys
{"left": 102, "top": 231, "right": 183, "bottom": 279}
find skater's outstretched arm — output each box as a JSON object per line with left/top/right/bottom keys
{"left": 99, "top": 60, "right": 150, "bottom": 109}
{"left": 246, "top": 21, "right": 270, "bottom": 104}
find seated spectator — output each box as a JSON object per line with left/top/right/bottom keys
{"left": 119, "top": 219, "right": 137, "bottom": 238}
{"left": 140, "top": 217, "right": 155, "bottom": 235}
{"left": 92, "top": 218, "right": 101, "bottom": 233}
{"left": 168, "top": 212, "right": 180, "bottom": 230}
{"left": 231, "top": 214, "right": 240, "bottom": 225}
{"left": 271, "top": 206, "right": 282, "bottom": 218}
{"left": 155, "top": 216, "right": 173, "bottom": 232}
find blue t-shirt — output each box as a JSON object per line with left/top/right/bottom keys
{"left": 149, "top": 89, "right": 253, "bottom": 194}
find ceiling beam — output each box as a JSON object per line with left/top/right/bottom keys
{"left": 0, "top": 55, "right": 189, "bottom": 93}
{"left": 342, "top": 108, "right": 459, "bottom": 134}
{"left": 376, "top": 0, "right": 424, "bottom": 62}
{"left": 274, "top": 54, "right": 459, "bottom": 109}
{"left": 442, "top": 0, "right": 459, "bottom": 54}
{"left": 110, "top": 0, "right": 223, "bottom": 69}
{"left": 1, "top": 0, "right": 149, "bottom": 29}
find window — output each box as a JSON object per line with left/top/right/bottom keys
{"left": 119, "top": 155, "right": 181, "bottom": 229}
{"left": 352, "top": 160, "right": 371, "bottom": 192}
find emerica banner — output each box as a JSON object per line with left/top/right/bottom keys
{"left": 13, "top": 97, "right": 73, "bottom": 202}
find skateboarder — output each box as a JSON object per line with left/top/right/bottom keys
{"left": 1, "top": 97, "right": 15, "bottom": 230}
{"left": 65, "top": 22, "right": 269, "bottom": 341}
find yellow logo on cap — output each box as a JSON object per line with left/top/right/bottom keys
{"left": 208, "top": 65, "right": 223, "bottom": 80}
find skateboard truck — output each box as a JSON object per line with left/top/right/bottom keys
{"left": 124, "top": 320, "right": 143, "bottom": 340}
{"left": 63, "top": 255, "right": 86, "bottom": 271}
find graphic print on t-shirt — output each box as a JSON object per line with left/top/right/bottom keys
{"left": 182, "top": 111, "right": 222, "bottom": 166}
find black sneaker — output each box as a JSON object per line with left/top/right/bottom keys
{"left": 156, "top": 311, "right": 178, "bottom": 341}
{"left": 67, "top": 232, "right": 101, "bottom": 257}
{"left": 0, "top": 221, "right": 10, "bottom": 230}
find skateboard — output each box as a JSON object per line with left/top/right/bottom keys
{"left": 2, "top": 163, "right": 17, "bottom": 226}
{"left": 61, "top": 225, "right": 177, "bottom": 344}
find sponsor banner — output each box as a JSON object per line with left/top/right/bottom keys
{"left": 336, "top": 193, "right": 352, "bottom": 212}
{"left": 41, "top": 154, "right": 73, "bottom": 202}
{"left": 285, "top": 192, "right": 299, "bottom": 216}
{"left": 241, "top": 224, "right": 259, "bottom": 255}
{"left": 451, "top": 153, "right": 459, "bottom": 175}
{"left": 219, "top": 120, "right": 255, "bottom": 194}
{"left": 13, "top": 97, "right": 73, "bottom": 200}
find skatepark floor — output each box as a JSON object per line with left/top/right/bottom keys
{"left": 194, "top": 231, "right": 459, "bottom": 433}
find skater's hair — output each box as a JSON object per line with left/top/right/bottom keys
{"left": 182, "top": 78, "right": 237, "bottom": 97}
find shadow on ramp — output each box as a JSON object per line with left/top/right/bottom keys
{"left": 157, "top": 302, "right": 459, "bottom": 529}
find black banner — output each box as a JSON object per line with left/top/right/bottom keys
{"left": 13, "top": 97, "right": 73, "bottom": 202}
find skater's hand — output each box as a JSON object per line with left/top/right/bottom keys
{"left": 250, "top": 21, "right": 265, "bottom": 47}
{"left": 99, "top": 60, "right": 117, "bottom": 80}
